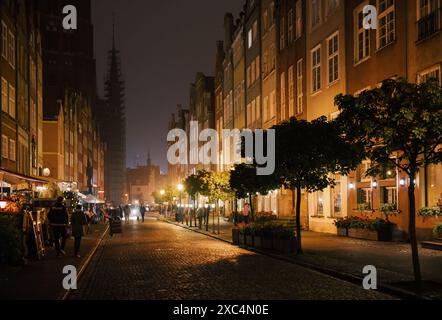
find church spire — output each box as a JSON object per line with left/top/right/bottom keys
{"left": 147, "top": 150, "right": 152, "bottom": 167}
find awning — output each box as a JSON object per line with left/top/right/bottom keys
{"left": 0, "top": 168, "right": 48, "bottom": 185}
{"left": 82, "top": 194, "right": 105, "bottom": 204}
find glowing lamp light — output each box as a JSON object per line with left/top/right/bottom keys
{"left": 177, "top": 184, "right": 184, "bottom": 192}
{"left": 160, "top": 190, "right": 165, "bottom": 196}
{"left": 399, "top": 179, "right": 406, "bottom": 187}
{"left": 42, "top": 168, "right": 51, "bottom": 177}
{"left": 211, "top": 204, "right": 216, "bottom": 209}
{"left": 372, "top": 180, "right": 378, "bottom": 189}
{"left": 204, "top": 204, "right": 209, "bottom": 209}
{"left": 0, "top": 201, "right": 7, "bottom": 209}
{"left": 349, "top": 183, "right": 355, "bottom": 190}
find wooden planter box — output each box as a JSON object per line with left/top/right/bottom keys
{"left": 254, "top": 235, "right": 263, "bottom": 249}
{"left": 232, "top": 229, "right": 240, "bottom": 245}
{"left": 348, "top": 228, "right": 378, "bottom": 241}
{"left": 273, "top": 237, "right": 297, "bottom": 254}
{"left": 239, "top": 232, "right": 246, "bottom": 246}
{"left": 337, "top": 227, "right": 348, "bottom": 237}
{"left": 246, "top": 235, "right": 254, "bottom": 247}
{"left": 262, "top": 236, "right": 273, "bottom": 250}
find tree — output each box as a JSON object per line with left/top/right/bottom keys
{"left": 335, "top": 78, "right": 442, "bottom": 284}
{"left": 183, "top": 171, "right": 205, "bottom": 227}
{"left": 230, "top": 163, "right": 278, "bottom": 222}
{"left": 271, "top": 117, "right": 361, "bottom": 254}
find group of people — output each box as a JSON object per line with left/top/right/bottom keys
{"left": 47, "top": 197, "right": 90, "bottom": 258}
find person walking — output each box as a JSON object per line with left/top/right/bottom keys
{"left": 48, "top": 197, "right": 69, "bottom": 257}
{"left": 124, "top": 204, "right": 131, "bottom": 223}
{"left": 71, "top": 205, "right": 88, "bottom": 258}
{"left": 140, "top": 205, "right": 146, "bottom": 223}
{"left": 243, "top": 203, "right": 250, "bottom": 225}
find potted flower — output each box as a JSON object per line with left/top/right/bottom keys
{"left": 419, "top": 207, "right": 442, "bottom": 221}
{"left": 371, "top": 218, "right": 395, "bottom": 242}
{"left": 334, "top": 218, "right": 350, "bottom": 237}
{"left": 380, "top": 203, "right": 401, "bottom": 221}
{"left": 272, "top": 226, "right": 297, "bottom": 254}
{"left": 433, "top": 223, "right": 442, "bottom": 239}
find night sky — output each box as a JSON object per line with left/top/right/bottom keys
{"left": 92, "top": 0, "right": 244, "bottom": 172}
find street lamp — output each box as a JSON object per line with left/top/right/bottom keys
{"left": 177, "top": 184, "right": 184, "bottom": 223}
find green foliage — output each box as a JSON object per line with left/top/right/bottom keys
{"left": 419, "top": 206, "right": 442, "bottom": 218}
{"left": 335, "top": 216, "right": 393, "bottom": 232}
{"left": 433, "top": 223, "right": 442, "bottom": 237}
{"left": 63, "top": 191, "right": 79, "bottom": 212}
{"left": 0, "top": 215, "right": 24, "bottom": 266}
{"left": 335, "top": 78, "right": 442, "bottom": 178}
{"left": 183, "top": 172, "right": 205, "bottom": 199}
{"left": 230, "top": 163, "right": 277, "bottom": 199}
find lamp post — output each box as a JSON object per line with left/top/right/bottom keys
{"left": 177, "top": 184, "right": 184, "bottom": 223}
{"left": 160, "top": 189, "right": 165, "bottom": 216}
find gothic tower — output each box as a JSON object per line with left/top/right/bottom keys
{"left": 100, "top": 19, "right": 127, "bottom": 204}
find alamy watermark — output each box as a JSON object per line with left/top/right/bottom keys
{"left": 167, "top": 121, "right": 275, "bottom": 176}
{"left": 62, "top": 5, "right": 78, "bottom": 30}
{"left": 62, "top": 265, "right": 78, "bottom": 290}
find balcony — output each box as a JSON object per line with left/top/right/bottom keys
{"left": 418, "top": 8, "right": 442, "bottom": 41}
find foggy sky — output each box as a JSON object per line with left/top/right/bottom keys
{"left": 92, "top": 0, "right": 243, "bottom": 172}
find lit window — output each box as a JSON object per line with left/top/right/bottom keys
{"left": 1, "top": 78, "right": 7, "bottom": 113}
{"left": 296, "top": 1, "right": 303, "bottom": 39}
{"left": 327, "top": 32, "right": 339, "bottom": 84}
{"left": 8, "top": 85, "right": 15, "bottom": 118}
{"left": 355, "top": 4, "right": 370, "bottom": 63}
{"left": 377, "top": 0, "right": 395, "bottom": 49}
{"left": 280, "top": 72, "right": 286, "bottom": 120}
{"left": 311, "top": 46, "right": 321, "bottom": 92}
{"left": 288, "top": 66, "right": 295, "bottom": 116}
{"left": 9, "top": 139, "right": 16, "bottom": 162}
{"left": 418, "top": 65, "right": 441, "bottom": 85}
{"left": 1, "top": 135, "right": 8, "bottom": 159}
{"left": 296, "top": 59, "right": 304, "bottom": 114}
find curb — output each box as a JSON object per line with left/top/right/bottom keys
{"left": 59, "top": 224, "right": 110, "bottom": 301}
{"left": 162, "top": 218, "right": 434, "bottom": 301}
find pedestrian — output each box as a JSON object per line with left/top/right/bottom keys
{"left": 140, "top": 205, "right": 146, "bottom": 223}
{"left": 48, "top": 196, "right": 69, "bottom": 257}
{"left": 243, "top": 203, "right": 250, "bottom": 225}
{"left": 124, "top": 204, "right": 131, "bottom": 223}
{"left": 86, "top": 206, "right": 94, "bottom": 234}
{"left": 71, "top": 205, "right": 88, "bottom": 258}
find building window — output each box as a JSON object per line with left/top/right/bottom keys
{"left": 1, "top": 135, "right": 8, "bottom": 159}
{"left": 296, "top": 59, "right": 304, "bottom": 114}
{"left": 425, "top": 165, "right": 442, "bottom": 207}
{"left": 256, "top": 96, "right": 261, "bottom": 121}
{"left": 418, "top": 65, "right": 441, "bottom": 85}
{"left": 281, "top": 72, "right": 286, "bottom": 120}
{"left": 270, "top": 91, "right": 276, "bottom": 120}
{"left": 311, "top": 45, "right": 321, "bottom": 93}
{"left": 8, "top": 85, "right": 15, "bottom": 118}
{"left": 417, "top": 0, "right": 441, "bottom": 40}
{"left": 263, "top": 96, "right": 269, "bottom": 122}
{"left": 288, "top": 65, "right": 295, "bottom": 116}
{"left": 327, "top": 32, "right": 339, "bottom": 84}
{"left": 311, "top": 0, "right": 321, "bottom": 29}
{"left": 326, "top": 0, "right": 340, "bottom": 17}
{"left": 1, "top": 21, "right": 7, "bottom": 59}
{"left": 251, "top": 100, "right": 256, "bottom": 125}
{"left": 247, "top": 103, "right": 251, "bottom": 127}
{"left": 332, "top": 178, "right": 342, "bottom": 216}
{"left": 355, "top": 4, "right": 370, "bottom": 63}
{"left": 1, "top": 78, "right": 7, "bottom": 113}
{"left": 380, "top": 186, "right": 397, "bottom": 207}
{"left": 8, "top": 31, "right": 15, "bottom": 68}
{"left": 377, "top": 0, "right": 396, "bottom": 49}
{"left": 296, "top": 1, "right": 303, "bottom": 39}
{"left": 288, "top": 9, "right": 294, "bottom": 44}
{"left": 9, "top": 139, "right": 16, "bottom": 162}
{"left": 263, "top": 10, "right": 269, "bottom": 32}
{"left": 280, "top": 17, "right": 285, "bottom": 50}
{"left": 256, "top": 56, "right": 260, "bottom": 81}
{"left": 357, "top": 188, "right": 373, "bottom": 211}
{"left": 251, "top": 60, "right": 256, "bottom": 84}
{"left": 315, "top": 191, "right": 324, "bottom": 216}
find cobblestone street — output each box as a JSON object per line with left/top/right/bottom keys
{"left": 70, "top": 216, "right": 394, "bottom": 300}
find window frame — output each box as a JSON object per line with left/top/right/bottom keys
{"left": 376, "top": 0, "right": 396, "bottom": 50}
{"left": 311, "top": 45, "right": 322, "bottom": 93}
{"left": 327, "top": 31, "right": 340, "bottom": 85}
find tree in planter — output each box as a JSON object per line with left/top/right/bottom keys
{"left": 335, "top": 78, "right": 442, "bottom": 284}
{"left": 230, "top": 163, "right": 278, "bottom": 224}
{"left": 271, "top": 117, "right": 362, "bottom": 254}
{"left": 183, "top": 172, "right": 205, "bottom": 227}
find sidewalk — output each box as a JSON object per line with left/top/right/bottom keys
{"left": 162, "top": 215, "right": 442, "bottom": 299}
{"left": 0, "top": 223, "right": 108, "bottom": 300}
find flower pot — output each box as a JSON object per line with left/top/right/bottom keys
{"left": 262, "top": 236, "right": 273, "bottom": 250}
{"left": 337, "top": 227, "right": 348, "bottom": 237}
{"left": 246, "top": 235, "right": 254, "bottom": 247}
{"left": 232, "top": 229, "right": 240, "bottom": 245}
{"left": 254, "top": 236, "right": 262, "bottom": 249}
{"left": 276, "top": 237, "right": 298, "bottom": 254}
{"left": 348, "top": 228, "right": 378, "bottom": 241}
{"left": 376, "top": 223, "right": 394, "bottom": 242}
{"left": 239, "top": 231, "right": 246, "bottom": 246}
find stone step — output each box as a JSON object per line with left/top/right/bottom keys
{"left": 421, "top": 241, "right": 442, "bottom": 251}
